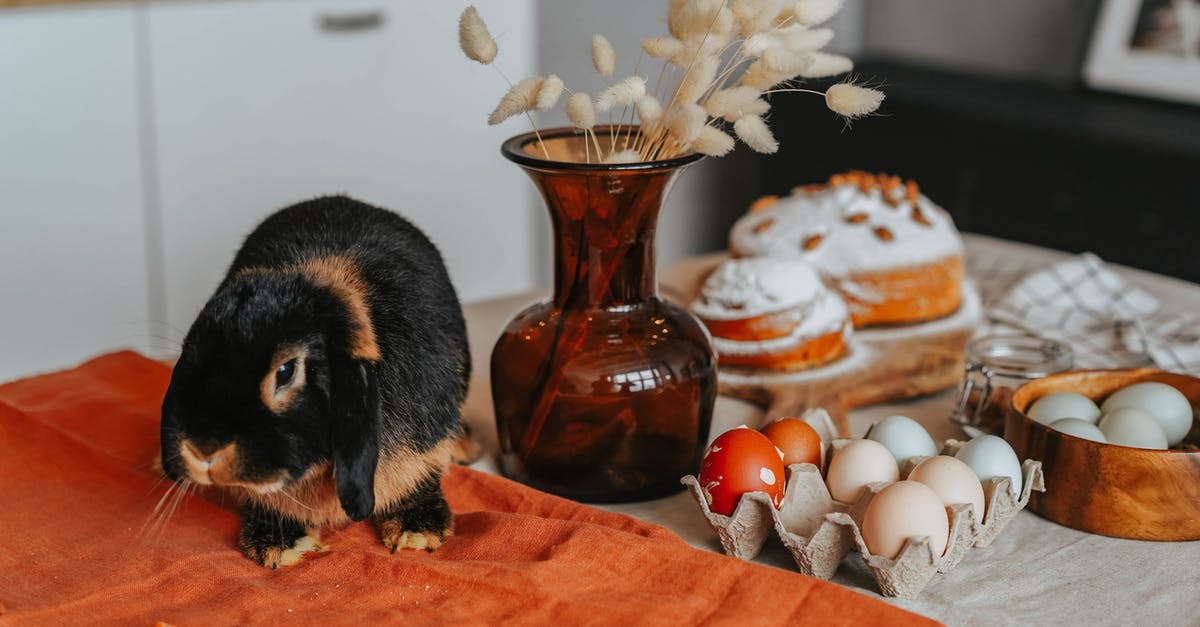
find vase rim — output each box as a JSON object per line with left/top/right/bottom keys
{"left": 501, "top": 126, "right": 704, "bottom": 172}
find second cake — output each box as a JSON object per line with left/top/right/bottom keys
{"left": 691, "top": 257, "right": 851, "bottom": 370}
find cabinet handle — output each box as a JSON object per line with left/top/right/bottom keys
{"left": 318, "top": 10, "right": 385, "bottom": 33}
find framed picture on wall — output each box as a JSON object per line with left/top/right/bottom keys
{"left": 1084, "top": 0, "right": 1200, "bottom": 105}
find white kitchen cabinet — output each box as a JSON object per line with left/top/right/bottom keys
{"left": 0, "top": 4, "right": 151, "bottom": 381}
{"left": 148, "top": 0, "right": 540, "bottom": 339}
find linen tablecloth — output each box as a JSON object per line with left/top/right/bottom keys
{"left": 0, "top": 352, "right": 933, "bottom": 626}
{"left": 459, "top": 233, "right": 1200, "bottom": 626}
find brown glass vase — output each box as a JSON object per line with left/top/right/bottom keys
{"left": 492, "top": 126, "right": 717, "bottom": 502}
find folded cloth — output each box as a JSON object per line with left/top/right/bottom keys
{"left": 990, "top": 253, "right": 1200, "bottom": 374}
{"left": 0, "top": 352, "right": 936, "bottom": 626}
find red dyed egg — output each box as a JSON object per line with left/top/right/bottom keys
{"left": 698, "top": 427, "right": 787, "bottom": 516}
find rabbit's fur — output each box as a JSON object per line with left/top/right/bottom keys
{"left": 160, "top": 196, "right": 470, "bottom": 567}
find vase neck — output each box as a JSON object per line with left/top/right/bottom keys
{"left": 524, "top": 166, "right": 682, "bottom": 309}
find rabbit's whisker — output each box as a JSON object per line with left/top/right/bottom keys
{"left": 272, "top": 486, "right": 317, "bottom": 513}
{"left": 139, "top": 479, "right": 196, "bottom": 542}
{"left": 150, "top": 480, "right": 180, "bottom": 516}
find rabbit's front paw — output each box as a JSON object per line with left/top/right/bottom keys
{"left": 254, "top": 535, "right": 326, "bottom": 568}
{"left": 238, "top": 506, "right": 325, "bottom": 568}
{"left": 379, "top": 524, "right": 447, "bottom": 552}
{"left": 375, "top": 475, "right": 453, "bottom": 553}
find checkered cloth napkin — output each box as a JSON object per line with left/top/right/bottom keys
{"left": 988, "top": 253, "right": 1200, "bottom": 374}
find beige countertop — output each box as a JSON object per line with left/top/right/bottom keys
{"left": 460, "top": 233, "right": 1200, "bottom": 626}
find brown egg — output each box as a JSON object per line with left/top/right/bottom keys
{"left": 761, "top": 418, "right": 823, "bottom": 469}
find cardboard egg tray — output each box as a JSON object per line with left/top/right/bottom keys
{"left": 681, "top": 409, "right": 1046, "bottom": 598}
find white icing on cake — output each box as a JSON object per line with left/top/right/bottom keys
{"left": 710, "top": 291, "right": 850, "bottom": 355}
{"left": 690, "top": 257, "right": 825, "bottom": 321}
{"left": 729, "top": 181, "right": 963, "bottom": 275}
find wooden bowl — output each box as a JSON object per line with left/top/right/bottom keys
{"left": 1005, "top": 368, "right": 1200, "bottom": 541}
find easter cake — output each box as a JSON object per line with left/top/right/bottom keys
{"left": 729, "top": 171, "right": 964, "bottom": 327}
{"left": 690, "top": 257, "right": 851, "bottom": 370}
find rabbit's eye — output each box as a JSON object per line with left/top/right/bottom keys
{"left": 276, "top": 360, "right": 297, "bottom": 388}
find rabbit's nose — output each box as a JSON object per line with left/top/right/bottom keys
{"left": 182, "top": 440, "right": 226, "bottom": 464}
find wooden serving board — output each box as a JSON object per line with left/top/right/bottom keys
{"left": 661, "top": 253, "right": 980, "bottom": 436}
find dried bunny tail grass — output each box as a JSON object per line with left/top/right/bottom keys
{"left": 667, "top": 0, "right": 689, "bottom": 36}
{"left": 801, "top": 52, "right": 854, "bottom": 78}
{"left": 676, "top": 56, "right": 720, "bottom": 104}
{"left": 642, "top": 37, "right": 685, "bottom": 59}
{"left": 825, "top": 82, "right": 885, "bottom": 118}
{"left": 667, "top": 103, "right": 708, "bottom": 145}
{"left": 733, "top": 114, "right": 778, "bottom": 153}
{"left": 743, "top": 26, "right": 831, "bottom": 57}
{"left": 669, "top": 37, "right": 729, "bottom": 68}
{"left": 488, "top": 76, "right": 544, "bottom": 125}
{"left": 692, "top": 125, "right": 736, "bottom": 156}
{"left": 761, "top": 48, "right": 814, "bottom": 74}
{"left": 710, "top": 96, "right": 768, "bottom": 121}
{"left": 636, "top": 95, "right": 664, "bottom": 126}
{"left": 603, "top": 149, "right": 642, "bottom": 164}
{"left": 740, "top": 61, "right": 792, "bottom": 90}
{"left": 778, "top": 26, "right": 835, "bottom": 51}
{"left": 791, "top": 0, "right": 844, "bottom": 26}
{"left": 705, "top": 86, "right": 763, "bottom": 121}
{"left": 730, "top": 0, "right": 765, "bottom": 23}
{"left": 536, "top": 75, "right": 565, "bottom": 111}
{"left": 740, "top": 98, "right": 771, "bottom": 118}
{"left": 566, "top": 92, "right": 597, "bottom": 129}
{"left": 595, "top": 75, "right": 647, "bottom": 112}
{"left": 592, "top": 34, "right": 617, "bottom": 77}
{"left": 670, "top": 0, "right": 732, "bottom": 41}
{"left": 742, "top": 33, "right": 780, "bottom": 58}
{"left": 710, "top": 5, "right": 738, "bottom": 39}
{"left": 731, "top": 0, "right": 790, "bottom": 37}
{"left": 458, "top": 6, "right": 498, "bottom": 65}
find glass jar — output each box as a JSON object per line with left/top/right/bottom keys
{"left": 950, "top": 334, "right": 1074, "bottom": 434}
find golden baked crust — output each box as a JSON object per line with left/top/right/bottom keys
{"left": 838, "top": 256, "right": 964, "bottom": 327}
{"left": 718, "top": 328, "right": 847, "bottom": 371}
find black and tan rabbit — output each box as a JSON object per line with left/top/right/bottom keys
{"left": 160, "top": 195, "right": 471, "bottom": 568}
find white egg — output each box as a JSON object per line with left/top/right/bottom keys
{"left": 1101, "top": 382, "right": 1193, "bottom": 446}
{"left": 865, "top": 415, "right": 938, "bottom": 466}
{"left": 1098, "top": 407, "right": 1168, "bottom": 450}
{"left": 909, "top": 455, "right": 986, "bottom": 520}
{"left": 1027, "top": 392, "right": 1102, "bottom": 425}
{"left": 1048, "top": 418, "right": 1107, "bottom": 443}
{"left": 825, "top": 439, "right": 899, "bottom": 503}
{"left": 954, "top": 435, "right": 1023, "bottom": 498}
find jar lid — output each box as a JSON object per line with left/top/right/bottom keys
{"left": 966, "top": 334, "right": 1074, "bottom": 379}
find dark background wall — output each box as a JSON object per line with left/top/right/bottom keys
{"left": 862, "top": 0, "right": 1100, "bottom": 86}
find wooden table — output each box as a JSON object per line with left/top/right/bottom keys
{"left": 460, "top": 233, "right": 1200, "bottom": 625}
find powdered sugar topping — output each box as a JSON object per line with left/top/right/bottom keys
{"left": 691, "top": 257, "right": 827, "bottom": 320}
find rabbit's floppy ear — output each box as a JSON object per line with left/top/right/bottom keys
{"left": 328, "top": 346, "right": 380, "bottom": 521}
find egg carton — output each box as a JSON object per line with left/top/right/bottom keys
{"left": 681, "top": 409, "right": 1045, "bottom": 598}
{"left": 682, "top": 460, "right": 857, "bottom": 579}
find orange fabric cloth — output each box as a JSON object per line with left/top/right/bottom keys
{"left": 0, "top": 352, "right": 937, "bottom": 626}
